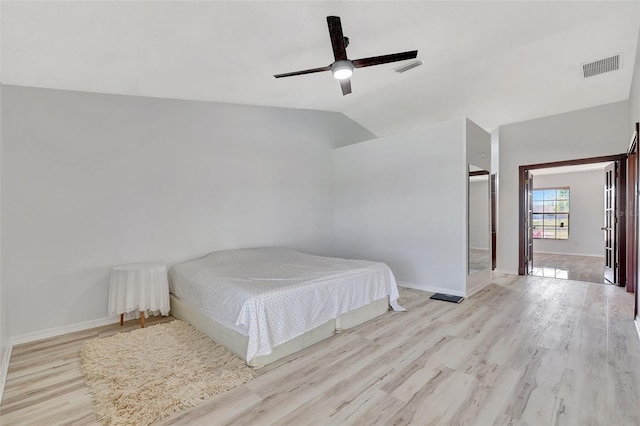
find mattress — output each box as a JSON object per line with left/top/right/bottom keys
{"left": 168, "top": 247, "right": 403, "bottom": 361}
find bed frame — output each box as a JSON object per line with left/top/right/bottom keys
{"left": 170, "top": 294, "right": 389, "bottom": 368}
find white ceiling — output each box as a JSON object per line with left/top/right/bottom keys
{"left": 2, "top": 1, "right": 639, "bottom": 137}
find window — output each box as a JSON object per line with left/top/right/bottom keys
{"left": 532, "top": 187, "right": 569, "bottom": 239}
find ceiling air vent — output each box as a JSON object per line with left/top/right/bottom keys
{"left": 582, "top": 54, "right": 620, "bottom": 78}
{"left": 394, "top": 60, "right": 424, "bottom": 73}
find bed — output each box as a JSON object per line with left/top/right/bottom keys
{"left": 168, "top": 247, "right": 403, "bottom": 367}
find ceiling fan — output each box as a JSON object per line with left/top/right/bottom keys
{"left": 274, "top": 16, "right": 418, "bottom": 96}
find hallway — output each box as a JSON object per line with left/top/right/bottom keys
{"left": 531, "top": 253, "right": 606, "bottom": 284}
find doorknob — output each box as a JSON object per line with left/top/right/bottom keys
{"left": 601, "top": 227, "right": 608, "bottom": 230}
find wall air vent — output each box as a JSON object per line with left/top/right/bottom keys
{"left": 394, "top": 60, "right": 424, "bottom": 73}
{"left": 582, "top": 54, "right": 620, "bottom": 78}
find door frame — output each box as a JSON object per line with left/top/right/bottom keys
{"left": 521, "top": 169, "right": 534, "bottom": 275}
{"left": 604, "top": 162, "right": 619, "bottom": 284}
{"left": 518, "top": 154, "right": 628, "bottom": 279}
{"left": 628, "top": 123, "right": 639, "bottom": 316}
{"left": 491, "top": 173, "right": 497, "bottom": 270}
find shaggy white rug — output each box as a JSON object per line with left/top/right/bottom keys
{"left": 80, "top": 320, "right": 255, "bottom": 425}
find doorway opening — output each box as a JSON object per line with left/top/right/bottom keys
{"left": 518, "top": 154, "right": 629, "bottom": 286}
{"left": 524, "top": 162, "right": 612, "bottom": 284}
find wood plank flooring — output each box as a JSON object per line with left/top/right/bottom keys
{"left": 1, "top": 273, "right": 639, "bottom": 425}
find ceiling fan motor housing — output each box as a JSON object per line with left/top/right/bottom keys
{"left": 331, "top": 60, "right": 354, "bottom": 80}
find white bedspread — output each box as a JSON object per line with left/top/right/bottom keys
{"left": 168, "top": 247, "right": 403, "bottom": 362}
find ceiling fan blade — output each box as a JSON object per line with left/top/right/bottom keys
{"left": 274, "top": 65, "right": 331, "bottom": 78}
{"left": 340, "top": 78, "right": 352, "bottom": 96}
{"left": 327, "top": 16, "right": 348, "bottom": 61}
{"left": 352, "top": 50, "right": 418, "bottom": 68}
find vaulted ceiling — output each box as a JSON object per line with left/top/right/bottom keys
{"left": 2, "top": 1, "right": 639, "bottom": 136}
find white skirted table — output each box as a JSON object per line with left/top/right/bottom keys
{"left": 108, "top": 262, "right": 170, "bottom": 328}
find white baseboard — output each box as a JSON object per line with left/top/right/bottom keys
{"left": 635, "top": 316, "right": 640, "bottom": 342}
{"left": 397, "top": 281, "right": 465, "bottom": 298}
{"left": 0, "top": 344, "right": 12, "bottom": 404}
{"left": 533, "top": 250, "right": 602, "bottom": 258}
{"left": 10, "top": 316, "right": 120, "bottom": 346}
{"left": 493, "top": 269, "right": 518, "bottom": 276}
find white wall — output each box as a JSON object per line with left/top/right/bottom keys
{"left": 0, "top": 82, "right": 8, "bottom": 397}
{"left": 532, "top": 169, "right": 605, "bottom": 257}
{"left": 334, "top": 118, "right": 471, "bottom": 296}
{"left": 630, "top": 22, "right": 640, "bottom": 129}
{"left": 497, "top": 101, "right": 630, "bottom": 274}
{"left": 0, "top": 86, "right": 4, "bottom": 347}
{"left": 1, "top": 85, "right": 375, "bottom": 338}
{"left": 0, "top": 1, "right": 9, "bottom": 396}
{"left": 466, "top": 120, "right": 491, "bottom": 172}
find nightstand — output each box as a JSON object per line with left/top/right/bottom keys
{"left": 108, "top": 262, "right": 170, "bottom": 327}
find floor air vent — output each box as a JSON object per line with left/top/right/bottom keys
{"left": 583, "top": 54, "right": 620, "bottom": 78}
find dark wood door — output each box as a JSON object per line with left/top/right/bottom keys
{"left": 627, "top": 148, "right": 637, "bottom": 294}
{"left": 604, "top": 162, "right": 617, "bottom": 284}
{"left": 524, "top": 170, "right": 534, "bottom": 275}
{"left": 491, "top": 173, "right": 497, "bottom": 270}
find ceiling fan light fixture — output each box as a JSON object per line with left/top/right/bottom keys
{"left": 331, "top": 60, "right": 354, "bottom": 80}
{"left": 274, "top": 16, "right": 417, "bottom": 95}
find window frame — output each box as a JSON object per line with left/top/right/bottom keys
{"left": 532, "top": 186, "right": 570, "bottom": 240}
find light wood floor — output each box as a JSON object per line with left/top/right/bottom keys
{"left": 2, "top": 273, "right": 639, "bottom": 425}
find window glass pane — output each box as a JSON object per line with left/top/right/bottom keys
{"left": 556, "top": 228, "right": 569, "bottom": 239}
{"left": 544, "top": 214, "right": 556, "bottom": 226}
{"left": 557, "top": 200, "right": 569, "bottom": 213}
{"left": 557, "top": 214, "right": 568, "bottom": 228}
{"left": 532, "top": 214, "right": 543, "bottom": 226}
{"left": 531, "top": 187, "right": 569, "bottom": 240}
{"left": 557, "top": 189, "right": 570, "bottom": 200}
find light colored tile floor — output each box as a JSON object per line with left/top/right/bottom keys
{"left": 532, "top": 252, "right": 607, "bottom": 284}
